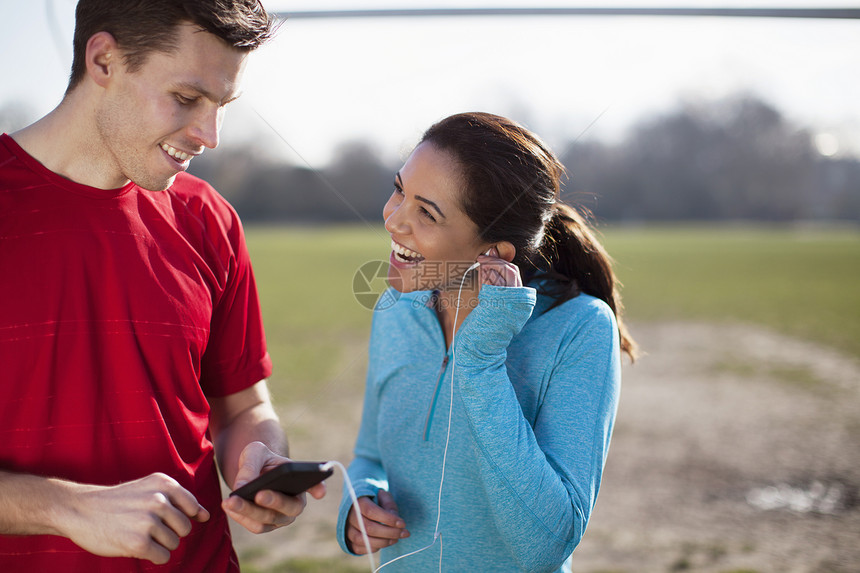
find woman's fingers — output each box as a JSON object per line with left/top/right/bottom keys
{"left": 476, "top": 246, "right": 522, "bottom": 287}
{"left": 346, "top": 494, "right": 410, "bottom": 554}
{"left": 478, "top": 260, "right": 522, "bottom": 287}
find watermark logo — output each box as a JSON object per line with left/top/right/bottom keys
{"left": 352, "top": 259, "right": 489, "bottom": 311}
{"left": 352, "top": 260, "right": 399, "bottom": 310}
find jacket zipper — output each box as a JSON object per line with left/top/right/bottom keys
{"left": 423, "top": 355, "right": 449, "bottom": 441}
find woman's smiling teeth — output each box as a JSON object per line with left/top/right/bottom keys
{"left": 391, "top": 239, "right": 425, "bottom": 263}
{"left": 161, "top": 142, "right": 191, "bottom": 162}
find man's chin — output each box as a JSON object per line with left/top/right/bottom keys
{"left": 136, "top": 175, "right": 176, "bottom": 192}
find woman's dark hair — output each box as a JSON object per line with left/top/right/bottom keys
{"left": 67, "top": 0, "right": 277, "bottom": 93}
{"left": 420, "top": 112, "right": 638, "bottom": 361}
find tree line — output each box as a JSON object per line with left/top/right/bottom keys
{"left": 2, "top": 93, "right": 856, "bottom": 223}
{"left": 557, "top": 94, "right": 858, "bottom": 222}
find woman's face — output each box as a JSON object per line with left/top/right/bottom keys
{"left": 383, "top": 142, "right": 489, "bottom": 293}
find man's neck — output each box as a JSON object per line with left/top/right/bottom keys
{"left": 11, "top": 88, "right": 127, "bottom": 190}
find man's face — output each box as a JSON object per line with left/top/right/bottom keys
{"left": 95, "top": 23, "right": 248, "bottom": 191}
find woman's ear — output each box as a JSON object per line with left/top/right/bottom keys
{"left": 494, "top": 241, "right": 516, "bottom": 263}
{"left": 85, "top": 31, "right": 120, "bottom": 88}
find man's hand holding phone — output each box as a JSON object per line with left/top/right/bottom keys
{"left": 222, "top": 442, "right": 328, "bottom": 534}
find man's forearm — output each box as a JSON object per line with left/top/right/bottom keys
{"left": 209, "top": 381, "right": 288, "bottom": 489}
{"left": 216, "top": 408, "right": 287, "bottom": 488}
{"left": 0, "top": 470, "right": 209, "bottom": 563}
{"left": 0, "top": 470, "right": 72, "bottom": 536}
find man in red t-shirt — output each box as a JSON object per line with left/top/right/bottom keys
{"left": 0, "top": 1, "right": 323, "bottom": 571}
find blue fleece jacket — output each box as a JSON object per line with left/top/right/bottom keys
{"left": 337, "top": 283, "right": 621, "bottom": 572}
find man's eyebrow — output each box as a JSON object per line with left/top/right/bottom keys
{"left": 395, "top": 172, "right": 446, "bottom": 219}
{"left": 173, "top": 82, "right": 242, "bottom": 105}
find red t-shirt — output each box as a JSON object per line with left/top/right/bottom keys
{"left": 0, "top": 134, "right": 273, "bottom": 571}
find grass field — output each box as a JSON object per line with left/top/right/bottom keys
{"left": 599, "top": 225, "right": 860, "bottom": 357}
{"left": 246, "top": 223, "right": 860, "bottom": 367}
{"left": 245, "top": 225, "right": 390, "bottom": 405}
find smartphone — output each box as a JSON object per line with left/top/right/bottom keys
{"left": 230, "top": 461, "right": 333, "bottom": 501}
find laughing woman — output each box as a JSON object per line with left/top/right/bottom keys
{"left": 336, "top": 112, "right": 637, "bottom": 572}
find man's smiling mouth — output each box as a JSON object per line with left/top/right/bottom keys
{"left": 160, "top": 142, "right": 193, "bottom": 162}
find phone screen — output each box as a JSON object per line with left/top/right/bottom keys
{"left": 230, "top": 461, "right": 333, "bottom": 501}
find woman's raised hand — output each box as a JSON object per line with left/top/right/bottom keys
{"left": 477, "top": 247, "right": 522, "bottom": 288}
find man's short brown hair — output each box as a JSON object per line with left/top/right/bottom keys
{"left": 67, "top": 0, "right": 276, "bottom": 92}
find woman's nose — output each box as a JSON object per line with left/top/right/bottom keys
{"left": 383, "top": 201, "right": 409, "bottom": 234}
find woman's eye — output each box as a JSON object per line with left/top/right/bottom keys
{"left": 391, "top": 183, "right": 434, "bottom": 222}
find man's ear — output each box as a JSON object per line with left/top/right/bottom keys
{"left": 494, "top": 241, "right": 516, "bottom": 263}
{"left": 85, "top": 31, "right": 120, "bottom": 88}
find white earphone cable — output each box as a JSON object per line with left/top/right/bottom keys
{"left": 342, "top": 260, "right": 481, "bottom": 572}
{"left": 321, "top": 460, "right": 376, "bottom": 572}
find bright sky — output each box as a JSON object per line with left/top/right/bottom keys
{"left": 1, "top": 0, "right": 858, "bottom": 166}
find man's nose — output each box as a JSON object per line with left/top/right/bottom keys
{"left": 188, "top": 105, "right": 222, "bottom": 149}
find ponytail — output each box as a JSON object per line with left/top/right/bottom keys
{"left": 540, "top": 203, "right": 638, "bottom": 362}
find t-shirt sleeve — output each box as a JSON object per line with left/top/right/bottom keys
{"left": 198, "top": 205, "right": 272, "bottom": 397}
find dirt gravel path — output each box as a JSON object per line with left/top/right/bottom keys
{"left": 233, "top": 321, "right": 860, "bottom": 572}
{"left": 572, "top": 321, "right": 860, "bottom": 573}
